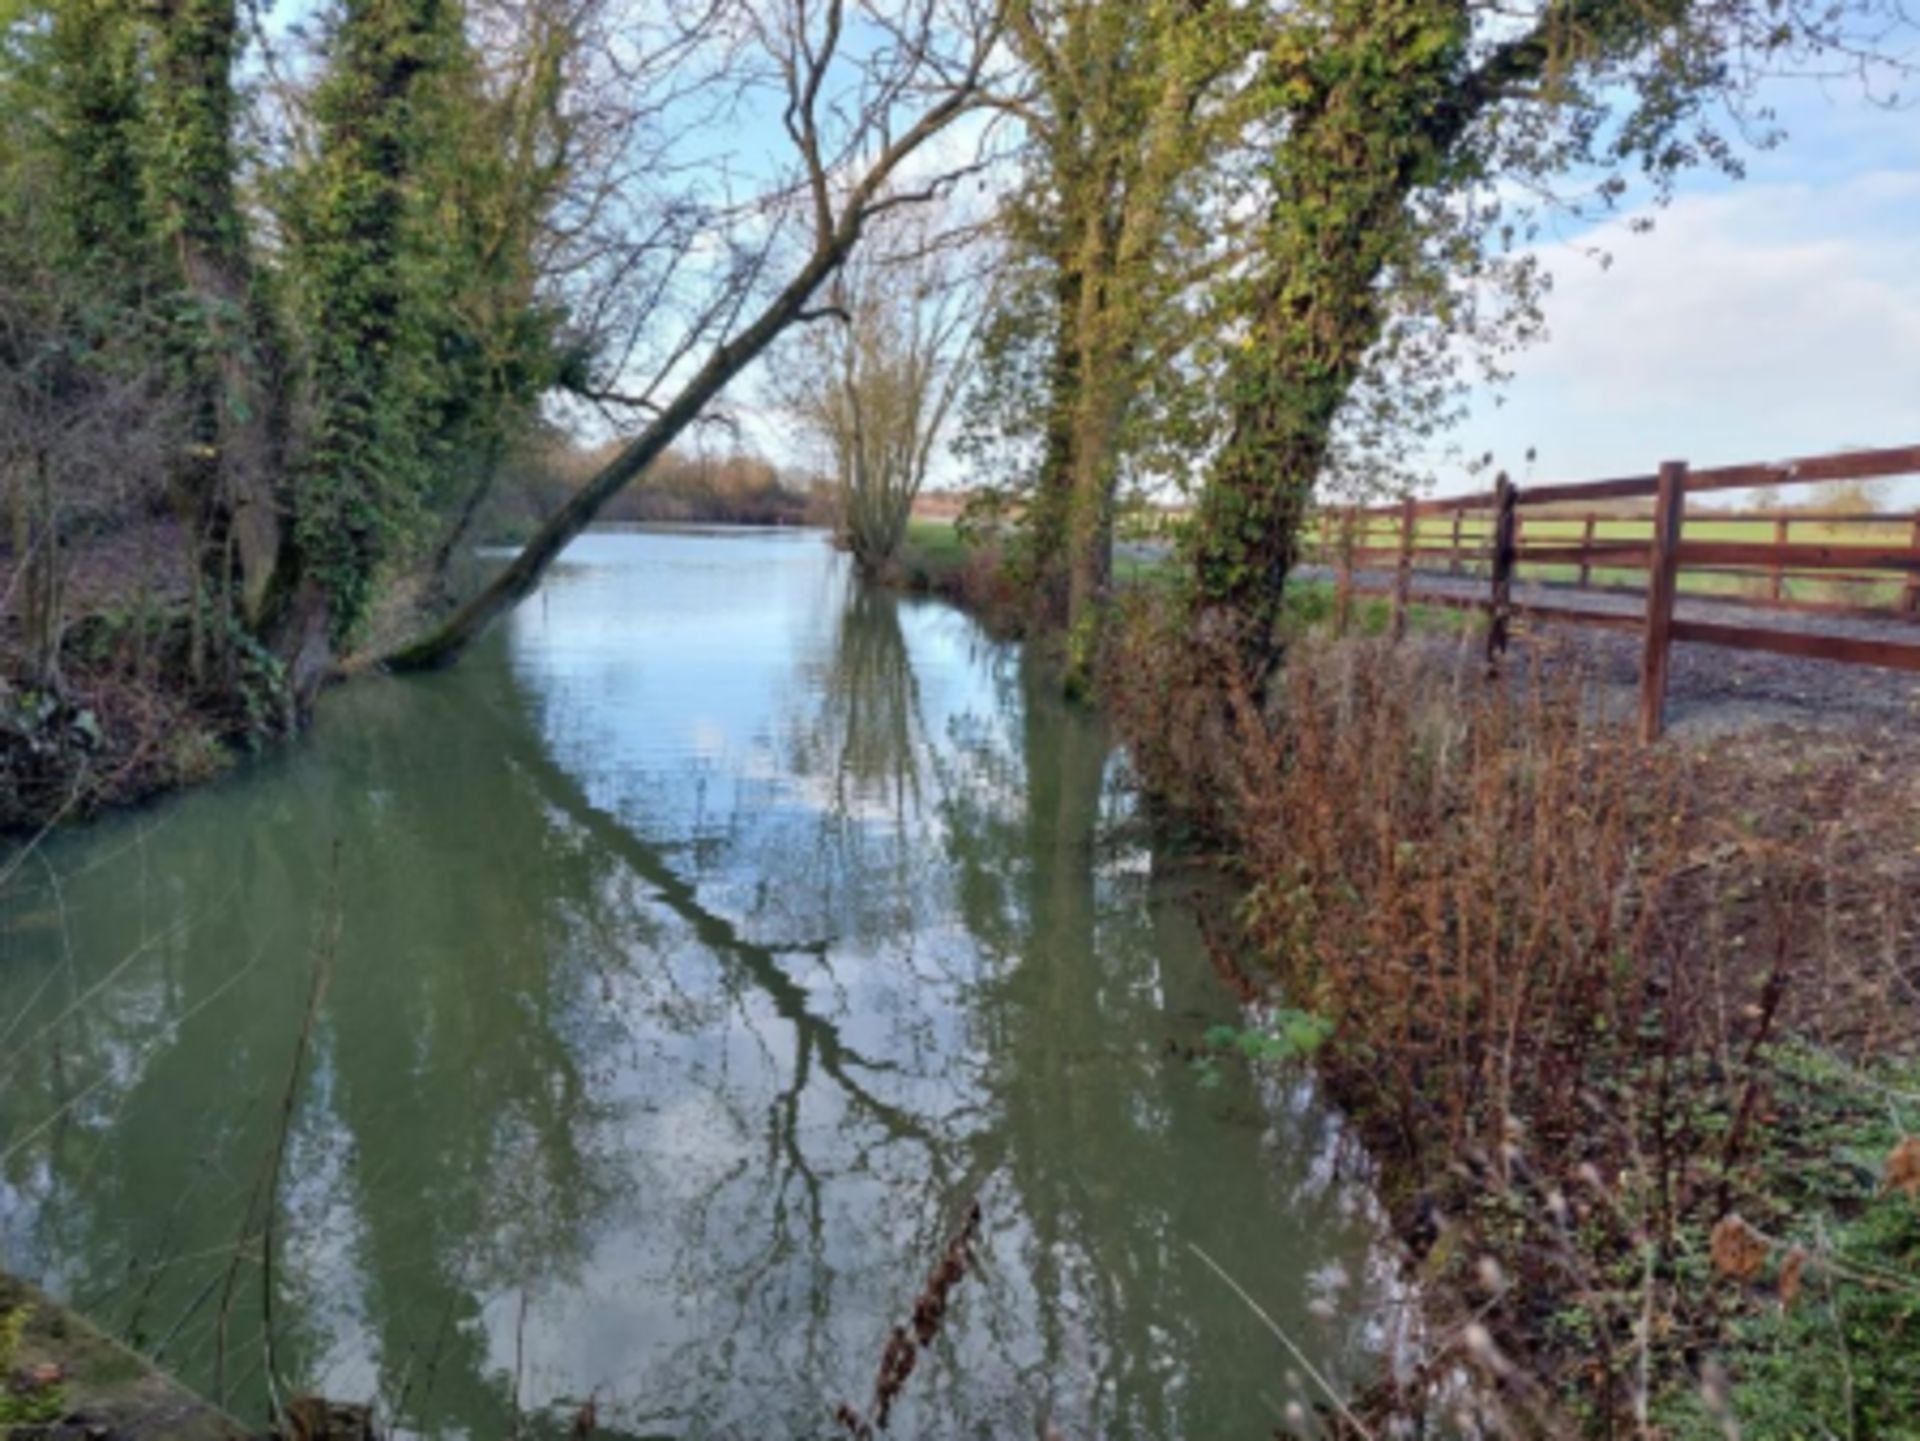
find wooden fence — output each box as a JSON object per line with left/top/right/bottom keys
{"left": 1310, "top": 443, "right": 1920, "bottom": 741}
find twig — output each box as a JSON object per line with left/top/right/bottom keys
{"left": 1187, "top": 1242, "right": 1374, "bottom": 1440}
{"left": 836, "top": 1197, "right": 983, "bottom": 1437}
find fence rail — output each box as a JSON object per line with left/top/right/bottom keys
{"left": 1309, "top": 443, "right": 1920, "bottom": 740}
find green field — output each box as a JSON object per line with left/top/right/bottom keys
{"left": 902, "top": 517, "right": 974, "bottom": 577}
{"left": 901, "top": 517, "right": 1170, "bottom": 585}
{"left": 900, "top": 517, "right": 1477, "bottom": 637}
{"left": 1319, "top": 512, "right": 1919, "bottom": 609}
{"left": 900, "top": 510, "right": 1917, "bottom": 616}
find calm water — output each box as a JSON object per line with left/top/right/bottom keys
{"left": 0, "top": 530, "right": 1396, "bottom": 1438}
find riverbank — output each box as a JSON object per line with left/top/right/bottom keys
{"left": 0, "top": 515, "right": 287, "bottom": 835}
{"left": 896, "top": 533, "right": 1920, "bottom": 1434}
{"left": 1121, "top": 628, "right": 1919, "bottom": 1433}
{"left": 1, "top": 1273, "right": 246, "bottom": 1440}
{"left": 0, "top": 521, "right": 839, "bottom": 837}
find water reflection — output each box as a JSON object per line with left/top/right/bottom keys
{"left": 1, "top": 529, "right": 1396, "bottom": 1437}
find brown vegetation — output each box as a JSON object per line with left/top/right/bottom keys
{"left": 1100, "top": 590, "right": 1920, "bottom": 1431}
{"left": 834, "top": 1199, "right": 983, "bottom": 1439}
{"left": 488, "top": 440, "right": 829, "bottom": 535}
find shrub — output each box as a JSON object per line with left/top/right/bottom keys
{"left": 1101, "top": 593, "right": 1919, "bottom": 1430}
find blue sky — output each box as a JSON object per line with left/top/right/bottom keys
{"left": 1436, "top": 81, "right": 1920, "bottom": 505}
{"left": 257, "top": 3, "right": 1916, "bottom": 506}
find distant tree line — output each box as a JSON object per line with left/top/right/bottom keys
{"left": 490, "top": 441, "right": 830, "bottom": 534}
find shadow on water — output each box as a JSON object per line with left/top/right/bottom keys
{"left": 0, "top": 529, "right": 1404, "bottom": 1438}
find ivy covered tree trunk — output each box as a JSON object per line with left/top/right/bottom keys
{"left": 1020, "top": 265, "right": 1082, "bottom": 628}
{"left": 1189, "top": 0, "right": 1694, "bottom": 684}
{"left": 998, "top": 2, "right": 1236, "bottom": 682}
{"left": 46, "top": 0, "right": 148, "bottom": 287}
{"left": 288, "top": 0, "right": 458, "bottom": 670}
{"left": 1054, "top": 172, "right": 1125, "bottom": 685}
{"left": 1061, "top": 352, "right": 1122, "bottom": 685}
{"left": 1190, "top": 2, "right": 1475, "bottom": 684}
{"left": 146, "top": 0, "right": 289, "bottom": 669}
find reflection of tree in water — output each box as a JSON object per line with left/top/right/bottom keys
{"left": 929, "top": 660, "right": 1396, "bottom": 1435}
{"left": 474, "top": 621, "right": 1006, "bottom": 1435}
{"left": 0, "top": 537, "right": 1396, "bottom": 1440}
{"left": 0, "top": 650, "right": 645, "bottom": 1433}
{"left": 791, "top": 582, "right": 927, "bottom": 823}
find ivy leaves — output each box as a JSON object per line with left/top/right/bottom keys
{"left": 1192, "top": 1008, "right": 1336, "bottom": 1089}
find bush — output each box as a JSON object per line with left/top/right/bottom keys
{"left": 1100, "top": 594, "right": 1920, "bottom": 1432}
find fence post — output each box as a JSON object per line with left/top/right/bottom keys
{"left": 1449, "top": 511, "right": 1463, "bottom": 577}
{"left": 1639, "top": 461, "right": 1689, "bottom": 743}
{"left": 1771, "top": 513, "right": 1789, "bottom": 603}
{"left": 1334, "top": 506, "right": 1357, "bottom": 636}
{"left": 1904, "top": 510, "right": 1920, "bottom": 615}
{"left": 1391, "top": 496, "right": 1416, "bottom": 643}
{"left": 1486, "top": 472, "right": 1517, "bottom": 672}
{"left": 1577, "top": 512, "right": 1596, "bottom": 589}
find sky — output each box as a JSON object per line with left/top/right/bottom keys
{"left": 255, "top": 2, "right": 1918, "bottom": 508}
{"left": 1433, "top": 81, "right": 1920, "bottom": 505}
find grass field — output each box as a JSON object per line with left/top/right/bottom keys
{"left": 1319, "top": 511, "right": 1920, "bottom": 609}
{"left": 901, "top": 517, "right": 972, "bottom": 577}
{"left": 899, "top": 517, "right": 1477, "bottom": 638}
{"left": 900, "top": 518, "right": 1169, "bottom": 585}
{"left": 901, "top": 510, "right": 1918, "bottom": 617}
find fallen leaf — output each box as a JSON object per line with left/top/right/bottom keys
{"left": 1884, "top": 1136, "right": 1920, "bottom": 1199}
{"left": 1710, "top": 1213, "right": 1770, "bottom": 1281}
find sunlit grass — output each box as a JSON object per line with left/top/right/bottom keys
{"left": 1314, "top": 511, "right": 1918, "bottom": 608}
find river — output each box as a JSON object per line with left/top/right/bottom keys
{"left": 0, "top": 528, "right": 1396, "bottom": 1438}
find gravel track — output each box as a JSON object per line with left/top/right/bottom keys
{"left": 1303, "top": 564, "right": 1920, "bottom": 739}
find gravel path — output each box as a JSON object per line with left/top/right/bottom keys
{"left": 1302, "top": 564, "right": 1920, "bottom": 739}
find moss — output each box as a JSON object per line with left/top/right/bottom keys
{"left": 0, "top": 1274, "right": 245, "bottom": 1440}
{"left": 0, "top": 1304, "right": 68, "bottom": 1426}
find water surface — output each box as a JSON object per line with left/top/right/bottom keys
{"left": 0, "top": 529, "right": 1394, "bottom": 1437}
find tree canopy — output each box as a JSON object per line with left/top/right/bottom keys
{"left": 0, "top": 0, "right": 1908, "bottom": 781}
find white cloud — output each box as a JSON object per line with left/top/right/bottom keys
{"left": 1442, "top": 169, "right": 1920, "bottom": 503}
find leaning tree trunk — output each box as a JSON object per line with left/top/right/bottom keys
{"left": 1187, "top": 362, "right": 1330, "bottom": 691}
{"left": 387, "top": 246, "right": 858, "bottom": 672}
{"left": 384, "top": 2, "right": 994, "bottom": 671}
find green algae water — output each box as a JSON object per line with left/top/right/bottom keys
{"left": 0, "top": 530, "right": 1397, "bottom": 1437}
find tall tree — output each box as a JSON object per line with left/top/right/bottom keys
{"left": 981, "top": 0, "right": 1249, "bottom": 683}
{"left": 283, "top": 0, "right": 469, "bottom": 668}
{"left": 1186, "top": 0, "right": 1913, "bottom": 683}
{"left": 143, "top": 0, "right": 288, "bottom": 672}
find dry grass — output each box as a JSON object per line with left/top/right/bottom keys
{"left": 1101, "top": 593, "right": 1920, "bottom": 1433}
